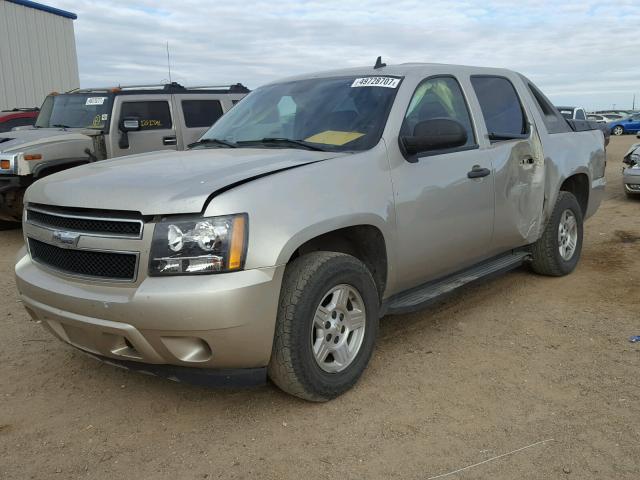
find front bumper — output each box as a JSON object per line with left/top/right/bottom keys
{"left": 85, "top": 353, "right": 267, "bottom": 387}
{"left": 15, "top": 247, "right": 285, "bottom": 372}
{"left": 623, "top": 167, "right": 640, "bottom": 195}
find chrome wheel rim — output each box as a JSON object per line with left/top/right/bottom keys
{"left": 558, "top": 209, "right": 578, "bottom": 261}
{"left": 613, "top": 126, "right": 623, "bottom": 135}
{"left": 311, "top": 284, "right": 366, "bottom": 373}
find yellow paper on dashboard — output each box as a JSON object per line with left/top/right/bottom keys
{"left": 305, "top": 130, "right": 365, "bottom": 146}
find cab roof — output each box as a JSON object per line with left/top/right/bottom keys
{"left": 263, "top": 62, "right": 519, "bottom": 86}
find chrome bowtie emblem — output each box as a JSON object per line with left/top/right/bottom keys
{"left": 52, "top": 230, "right": 80, "bottom": 247}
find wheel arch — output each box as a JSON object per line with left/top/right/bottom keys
{"left": 32, "top": 158, "right": 90, "bottom": 178}
{"left": 278, "top": 220, "right": 390, "bottom": 300}
{"left": 559, "top": 172, "right": 589, "bottom": 218}
{"left": 612, "top": 124, "right": 625, "bottom": 134}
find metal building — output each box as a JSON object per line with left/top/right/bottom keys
{"left": 0, "top": 0, "right": 79, "bottom": 110}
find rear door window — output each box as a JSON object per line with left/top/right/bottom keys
{"left": 120, "top": 101, "right": 172, "bottom": 130}
{"left": 181, "top": 100, "right": 223, "bottom": 128}
{"left": 575, "top": 109, "right": 586, "bottom": 120}
{"left": 471, "top": 76, "right": 528, "bottom": 139}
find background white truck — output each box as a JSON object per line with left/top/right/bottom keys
{"left": 0, "top": 82, "right": 248, "bottom": 221}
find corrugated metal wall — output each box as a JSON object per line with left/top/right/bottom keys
{"left": 0, "top": 0, "right": 79, "bottom": 110}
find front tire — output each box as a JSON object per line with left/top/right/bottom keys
{"left": 268, "top": 252, "right": 379, "bottom": 401}
{"left": 530, "top": 191, "right": 584, "bottom": 276}
{"left": 612, "top": 125, "right": 624, "bottom": 136}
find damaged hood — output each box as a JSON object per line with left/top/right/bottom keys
{"left": 623, "top": 142, "right": 640, "bottom": 170}
{"left": 623, "top": 142, "right": 640, "bottom": 159}
{"left": 0, "top": 128, "right": 91, "bottom": 153}
{"left": 25, "top": 148, "right": 345, "bottom": 215}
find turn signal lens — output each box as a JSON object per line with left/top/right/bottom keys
{"left": 24, "top": 154, "right": 42, "bottom": 161}
{"left": 228, "top": 215, "right": 247, "bottom": 270}
{"left": 0, "top": 160, "right": 10, "bottom": 169}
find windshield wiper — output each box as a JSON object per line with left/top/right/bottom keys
{"left": 188, "top": 138, "right": 237, "bottom": 149}
{"left": 237, "top": 138, "right": 327, "bottom": 151}
{"left": 52, "top": 124, "right": 72, "bottom": 129}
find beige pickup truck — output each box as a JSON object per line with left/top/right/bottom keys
{"left": 15, "top": 62, "right": 606, "bottom": 401}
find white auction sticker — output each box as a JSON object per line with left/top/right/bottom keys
{"left": 86, "top": 97, "right": 107, "bottom": 105}
{"left": 351, "top": 77, "right": 400, "bottom": 88}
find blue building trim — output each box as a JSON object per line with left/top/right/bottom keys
{"left": 6, "top": 0, "right": 77, "bottom": 20}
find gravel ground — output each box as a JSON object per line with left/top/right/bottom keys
{"left": 1, "top": 136, "right": 639, "bottom": 480}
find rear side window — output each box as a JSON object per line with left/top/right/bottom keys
{"left": 471, "top": 76, "right": 527, "bottom": 139}
{"left": 182, "top": 100, "right": 223, "bottom": 128}
{"left": 575, "top": 109, "right": 586, "bottom": 120}
{"left": 401, "top": 76, "right": 476, "bottom": 149}
{"left": 120, "top": 101, "right": 172, "bottom": 130}
{"left": 525, "top": 81, "right": 571, "bottom": 134}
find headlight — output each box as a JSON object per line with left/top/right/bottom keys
{"left": 149, "top": 214, "right": 247, "bottom": 276}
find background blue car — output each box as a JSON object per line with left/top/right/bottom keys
{"left": 609, "top": 114, "right": 640, "bottom": 135}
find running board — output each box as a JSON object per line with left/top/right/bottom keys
{"left": 383, "top": 251, "right": 530, "bottom": 316}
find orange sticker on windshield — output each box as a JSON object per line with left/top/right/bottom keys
{"left": 305, "top": 131, "right": 365, "bottom": 146}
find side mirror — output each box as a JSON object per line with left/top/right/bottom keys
{"left": 118, "top": 116, "right": 140, "bottom": 149}
{"left": 400, "top": 118, "right": 468, "bottom": 162}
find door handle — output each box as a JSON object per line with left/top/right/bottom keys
{"left": 163, "top": 136, "right": 177, "bottom": 146}
{"left": 467, "top": 165, "right": 491, "bottom": 179}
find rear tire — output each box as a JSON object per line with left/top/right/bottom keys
{"left": 530, "top": 191, "right": 583, "bottom": 276}
{"left": 612, "top": 125, "right": 624, "bottom": 136}
{"left": 268, "top": 252, "right": 379, "bottom": 401}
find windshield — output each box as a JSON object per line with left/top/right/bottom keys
{"left": 199, "top": 76, "right": 401, "bottom": 151}
{"left": 35, "top": 94, "right": 113, "bottom": 130}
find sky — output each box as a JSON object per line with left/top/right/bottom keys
{"left": 48, "top": 0, "right": 639, "bottom": 111}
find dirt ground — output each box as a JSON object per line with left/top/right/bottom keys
{"left": 1, "top": 136, "right": 639, "bottom": 480}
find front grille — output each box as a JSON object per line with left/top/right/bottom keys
{"left": 27, "top": 208, "right": 142, "bottom": 237}
{"left": 29, "top": 238, "right": 137, "bottom": 281}
{"left": 627, "top": 183, "right": 640, "bottom": 191}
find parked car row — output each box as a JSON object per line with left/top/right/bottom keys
{"left": 11, "top": 61, "right": 607, "bottom": 400}
{"left": 555, "top": 105, "right": 610, "bottom": 146}
{"left": 607, "top": 114, "right": 640, "bottom": 136}
{"left": 586, "top": 113, "right": 622, "bottom": 123}
{"left": 560, "top": 105, "right": 640, "bottom": 137}
{"left": 594, "top": 109, "right": 639, "bottom": 117}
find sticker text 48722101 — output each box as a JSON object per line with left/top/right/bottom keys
{"left": 351, "top": 77, "right": 400, "bottom": 88}
{"left": 85, "top": 97, "right": 107, "bottom": 105}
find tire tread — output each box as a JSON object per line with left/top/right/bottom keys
{"left": 268, "top": 252, "right": 376, "bottom": 401}
{"left": 530, "top": 191, "right": 582, "bottom": 276}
